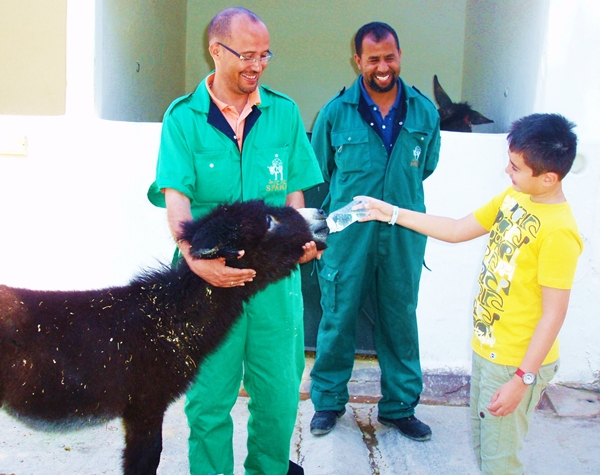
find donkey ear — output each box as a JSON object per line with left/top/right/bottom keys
{"left": 469, "top": 110, "right": 494, "bottom": 125}
{"left": 433, "top": 74, "right": 454, "bottom": 110}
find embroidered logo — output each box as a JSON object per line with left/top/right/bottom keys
{"left": 410, "top": 146, "right": 421, "bottom": 167}
{"left": 268, "top": 156, "right": 283, "bottom": 180}
{"left": 266, "top": 154, "right": 287, "bottom": 192}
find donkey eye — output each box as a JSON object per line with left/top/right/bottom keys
{"left": 266, "top": 214, "right": 277, "bottom": 232}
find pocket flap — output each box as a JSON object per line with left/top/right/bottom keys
{"left": 319, "top": 265, "right": 338, "bottom": 282}
{"left": 331, "top": 129, "right": 369, "bottom": 147}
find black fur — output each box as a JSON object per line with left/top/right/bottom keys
{"left": 433, "top": 74, "right": 494, "bottom": 132}
{"left": 0, "top": 200, "right": 327, "bottom": 475}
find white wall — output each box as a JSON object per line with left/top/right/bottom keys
{"left": 534, "top": 0, "right": 600, "bottom": 143}
{"left": 462, "top": 0, "right": 550, "bottom": 133}
{"left": 418, "top": 132, "right": 600, "bottom": 386}
{"left": 0, "top": 116, "right": 173, "bottom": 290}
{"left": 95, "top": 0, "right": 187, "bottom": 122}
{"left": 0, "top": 0, "right": 598, "bottom": 388}
{"left": 1, "top": 123, "right": 598, "bottom": 386}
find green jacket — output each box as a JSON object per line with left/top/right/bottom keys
{"left": 311, "top": 77, "right": 441, "bottom": 213}
{"left": 148, "top": 76, "right": 323, "bottom": 219}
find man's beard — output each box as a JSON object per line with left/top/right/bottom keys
{"left": 367, "top": 74, "right": 397, "bottom": 93}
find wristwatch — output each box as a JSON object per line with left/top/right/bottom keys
{"left": 516, "top": 368, "right": 536, "bottom": 385}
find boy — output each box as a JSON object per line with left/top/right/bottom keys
{"left": 355, "top": 113, "right": 582, "bottom": 474}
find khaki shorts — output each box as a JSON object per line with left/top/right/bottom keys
{"left": 470, "top": 352, "right": 559, "bottom": 475}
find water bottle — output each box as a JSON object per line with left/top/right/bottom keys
{"left": 326, "top": 198, "right": 370, "bottom": 233}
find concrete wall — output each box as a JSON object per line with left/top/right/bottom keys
{"left": 1, "top": 122, "right": 598, "bottom": 386}
{"left": 419, "top": 133, "right": 600, "bottom": 387}
{"left": 0, "top": 1, "right": 598, "bottom": 388}
{"left": 185, "top": 0, "right": 468, "bottom": 130}
{"left": 0, "top": 0, "right": 67, "bottom": 115}
{"left": 462, "top": 0, "right": 550, "bottom": 133}
{"left": 95, "top": 0, "right": 187, "bottom": 122}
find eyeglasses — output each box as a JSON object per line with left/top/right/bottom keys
{"left": 217, "top": 42, "right": 274, "bottom": 64}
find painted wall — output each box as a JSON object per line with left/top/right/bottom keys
{"left": 95, "top": 0, "right": 187, "bottom": 122}
{"left": 418, "top": 133, "right": 600, "bottom": 386}
{"left": 1, "top": 121, "right": 598, "bottom": 387}
{"left": 0, "top": 0, "right": 67, "bottom": 115}
{"left": 185, "top": 0, "right": 468, "bottom": 129}
{"left": 462, "top": 0, "right": 550, "bottom": 134}
{"left": 534, "top": 1, "right": 600, "bottom": 143}
{"left": 1, "top": 0, "right": 466, "bottom": 126}
{"left": 0, "top": 1, "right": 598, "bottom": 388}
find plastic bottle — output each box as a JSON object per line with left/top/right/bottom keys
{"left": 326, "top": 198, "right": 370, "bottom": 233}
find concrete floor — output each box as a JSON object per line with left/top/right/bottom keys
{"left": 1, "top": 357, "right": 598, "bottom": 475}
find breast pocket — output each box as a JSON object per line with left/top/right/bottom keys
{"left": 331, "top": 129, "right": 371, "bottom": 173}
{"left": 193, "top": 149, "right": 238, "bottom": 203}
{"left": 401, "top": 126, "right": 432, "bottom": 169}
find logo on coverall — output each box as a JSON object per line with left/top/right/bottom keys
{"left": 410, "top": 146, "right": 422, "bottom": 167}
{"left": 266, "top": 155, "right": 287, "bottom": 192}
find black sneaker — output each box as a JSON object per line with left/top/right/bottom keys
{"left": 378, "top": 415, "right": 432, "bottom": 441}
{"left": 310, "top": 408, "right": 346, "bottom": 436}
{"left": 288, "top": 460, "right": 304, "bottom": 475}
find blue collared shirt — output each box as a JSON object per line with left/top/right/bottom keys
{"left": 359, "top": 77, "right": 402, "bottom": 154}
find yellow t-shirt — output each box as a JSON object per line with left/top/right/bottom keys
{"left": 471, "top": 187, "right": 583, "bottom": 366}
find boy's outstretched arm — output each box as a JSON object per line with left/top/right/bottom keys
{"left": 487, "top": 286, "right": 571, "bottom": 417}
{"left": 355, "top": 195, "right": 488, "bottom": 243}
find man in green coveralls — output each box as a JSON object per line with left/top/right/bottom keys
{"left": 309, "top": 22, "right": 441, "bottom": 440}
{"left": 147, "top": 8, "right": 322, "bottom": 475}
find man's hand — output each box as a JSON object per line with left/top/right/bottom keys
{"left": 186, "top": 250, "right": 256, "bottom": 288}
{"left": 298, "top": 241, "right": 323, "bottom": 264}
{"left": 487, "top": 376, "right": 528, "bottom": 417}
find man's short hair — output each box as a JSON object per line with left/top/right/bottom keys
{"left": 354, "top": 22, "right": 400, "bottom": 56}
{"left": 208, "top": 7, "right": 263, "bottom": 44}
{"left": 508, "top": 113, "right": 578, "bottom": 179}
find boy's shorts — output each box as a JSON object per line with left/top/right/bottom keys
{"left": 470, "top": 352, "right": 559, "bottom": 475}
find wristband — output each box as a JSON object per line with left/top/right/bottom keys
{"left": 389, "top": 206, "right": 399, "bottom": 225}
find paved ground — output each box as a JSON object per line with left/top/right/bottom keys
{"left": 1, "top": 356, "right": 599, "bottom": 475}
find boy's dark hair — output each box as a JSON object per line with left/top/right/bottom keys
{"left": 354, "top": 22, "right": 400, "bottom": 56}
{"left": 507, "top": 113, "right": 577, "bottom": 179}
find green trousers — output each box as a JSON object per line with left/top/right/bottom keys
{"left": 310, "top": 223, "right": 426, "bottom": 418}
{"left": 185, "top": 269, "right": 305, "bottom": 475}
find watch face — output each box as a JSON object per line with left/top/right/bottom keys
{"left": 523, "top": 372, "right": 536, "bottom": 385}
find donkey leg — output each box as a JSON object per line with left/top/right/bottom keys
{"left": 121, "top": 406, "right": 165, "bottom": 475}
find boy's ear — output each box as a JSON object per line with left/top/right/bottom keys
{"left": 542, "top": 171, "right": 560, "bottom": 186}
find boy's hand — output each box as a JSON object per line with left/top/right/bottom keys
{"left": 487, "top": 376, "right": 528, "bottom": 417}
{"left": 353, "top": 195, "right": 393, "bottom": 223}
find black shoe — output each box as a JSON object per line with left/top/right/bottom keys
{"left": 288, "top": 460, "right": 304, "bottom": 475}
{"left": 310, "top": 408, "right": 346, "bottom": 436}
{"left": 378, "top": 415, "right": 432, "bottom": 441}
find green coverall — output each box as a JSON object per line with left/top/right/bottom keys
{"left": 310, "top": 76, "right": 441, "bottom": 419}
{"left": 148, "top": 76, "right": 322, "bottom": 475}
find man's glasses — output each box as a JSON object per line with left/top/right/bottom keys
{"left": 217, "top": 42, "right": 274, "bottom": 64}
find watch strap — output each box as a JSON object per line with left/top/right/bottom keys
{"left": 515, "top": 368, "right": 526, "bottom": 378}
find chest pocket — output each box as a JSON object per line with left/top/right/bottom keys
{"left": 331, "top": 129, "right": 371, "bottom": 173}
{"left": 193, "top": 148, "right": 238, "bottom": 203}
{"left": 400, "top": 126, "right": 431, "bottom": 167}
